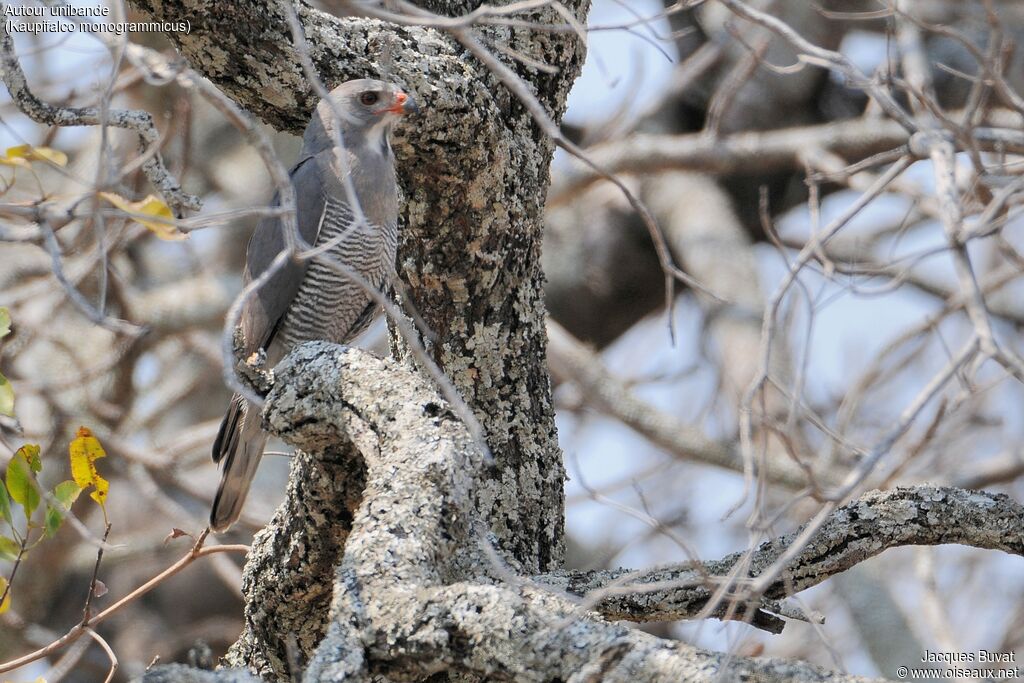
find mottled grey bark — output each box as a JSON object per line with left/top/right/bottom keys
{"left": 540, "top": 485, "right": 1024, "bottom": 626}
{"left": 224, "top": 442, "right": 367, "bottom": 675}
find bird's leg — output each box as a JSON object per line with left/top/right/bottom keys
{"left": 244, "top": 349, "right": 267, "bottom": 369}
{"left": 230, "top": 327, "right": 273, "bottom": 395}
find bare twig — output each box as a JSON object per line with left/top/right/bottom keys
{"left": 0, "top": 539, "right": 247, "bottom": 674}
{"left": 83, "top": 627, "right": 118, "bottom": 683}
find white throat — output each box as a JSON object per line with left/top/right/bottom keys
{"left": 365, "top": 116, "right": 395, "bottom": 158}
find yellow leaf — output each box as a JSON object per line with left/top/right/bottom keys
{"left": 0, "top": 145, "right": 30, "bottom": 167}
{"left": 0, "top": 307, "right": 10, "bottom": 338}
{"left": 0, "top": 144, "right": 67, "bottom": 167}
{"left": 68, "top": 427, "right": 109, "bottom": 511}
{"left": 26, "top": 147, "right": 67, "bottom": 166}
{"left": 0, "top": 576, "right": 10, "bottom": 614}
{"left": 100, "top": 192, "right": 185, "bottom": 241}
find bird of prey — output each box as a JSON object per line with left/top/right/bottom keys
{"left": 210, "top": 79, "right": 417, "bottom": 532}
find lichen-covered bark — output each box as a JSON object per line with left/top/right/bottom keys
{"left": 263, "top": 348, "right": 1023, "bottom": 683}
{"left": 225, "top": 446, "right": 367, "bottom": 676}
{"left": 539, "top": 486, "right": 1024, "bottom": 627}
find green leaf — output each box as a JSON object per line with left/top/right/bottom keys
{"left": 0, "top": 535, "right": 19, "bottom": 561}
{"left": 0, "top": 370, "right": 13, "bottom": 418}
{"left": 44, "top": 506, "right": 62, "bottom": 538}
{"left": 0, "top": 483, "right": 11, "bottom": 526}
{"left": 53, "top": 480, "right": 82, "bottom": 507}
{"left": 6, "top": 445, "right": 41, "bottom": 521}
{"left": 0, "top": 307, "right": 10, "bottom": 339}
{"left": 44, "top": 481, "right": 82, "bottom": 539}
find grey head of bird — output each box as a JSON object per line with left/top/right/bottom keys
{"left": 302, "top": 78, "right": 418, "bottom": 158}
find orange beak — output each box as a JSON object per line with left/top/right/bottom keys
{"left": 385, "top": 90, "right": 418, "bottom": 115}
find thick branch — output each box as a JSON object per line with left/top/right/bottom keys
{"left": 537, "top": 486, "right": 1024, "bottom": 627}
{"left": 327, "top": 581, "right": 878, "bottom": 683}
{"left": 152, "top": 344, "right": 1023, "bottom": 682}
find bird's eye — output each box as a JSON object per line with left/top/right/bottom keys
{"left": 359, "top": 92, "right": 379, "bottom": 106}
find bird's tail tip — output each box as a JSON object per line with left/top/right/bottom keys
{"left": 210, "top": 401, "right": 266, "bottom": 533}
{"left": 209, "top": 500, "right": 241, "bottom": 533}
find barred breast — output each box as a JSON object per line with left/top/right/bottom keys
{"left": 278, "top": 197, "right": 398, "bottom": 350}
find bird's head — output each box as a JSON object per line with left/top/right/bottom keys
{"left": 304, "top": 78, "right": 418, "bottom": 157}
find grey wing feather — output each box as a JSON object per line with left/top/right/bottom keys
{"left": 241, "top": 155, "right": 328, "bottom": 355}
